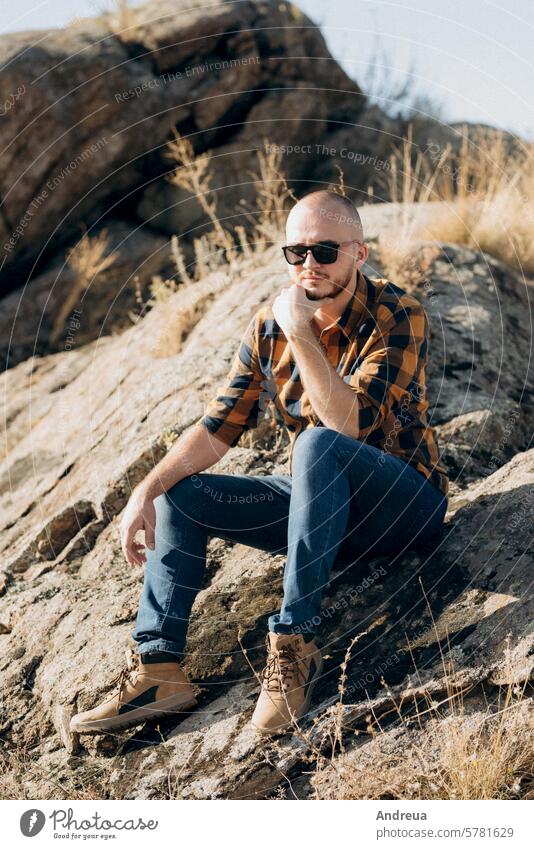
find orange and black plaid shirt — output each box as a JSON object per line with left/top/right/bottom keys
{"left": 201, "top": 269, "right": 449, "bottom": 496}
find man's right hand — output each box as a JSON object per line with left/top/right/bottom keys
{"left": 116, "top": 424, "right": 229, "bottom": 567}
{"left": 119, "top": 488, "right": 157, "bottom": 567}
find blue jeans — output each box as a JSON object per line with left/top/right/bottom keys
{"left": 131, "top": 428, "right": 448, "bottom": 660}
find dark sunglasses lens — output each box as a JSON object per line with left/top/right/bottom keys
{"left": 283, "top": 243, "right": 340, "bottom": 264}
{"left": 283, "top": 246, "right": 306, "bottom": 264}
{"left": 312, "top": 244, "right": 338, "bottom": 263}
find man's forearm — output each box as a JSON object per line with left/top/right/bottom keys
{"left": 136, "top": 423, "right": 230, "bottom": 500}
{"left": 286, "top": 326, "right": 360, "bottom": 438}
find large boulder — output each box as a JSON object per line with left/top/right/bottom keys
{"left": 420, "top": 244, "right": 534, "bottom": 483}
{"left": 0, "top": 0, "right": 365, "bottom": 291}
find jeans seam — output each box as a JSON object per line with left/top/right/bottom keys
{"left": 154, "top": 564, "right": 181, "bottom": 638}
{"left": 308, "top": 464, "right": 336, "bottom": 624}
{"left": 287, "top": 447, "right": 339, "bottom": 630}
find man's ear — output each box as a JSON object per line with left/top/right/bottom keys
{"left": 359, "top": 243, "right": 369, "bottom": 263}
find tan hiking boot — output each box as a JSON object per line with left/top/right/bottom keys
{"left": 250, "top": 632, "right": 323, "bottom": 735}
{"left": 70, "top": 655, "right": 197, "bottom": 734}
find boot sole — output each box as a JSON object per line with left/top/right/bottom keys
{"left": 251, "top": 655, "right": 324, "bottom": 736}
{"left": 70, "top": 694, "right": 198, "bottom": 734}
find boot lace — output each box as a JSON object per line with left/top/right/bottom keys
{"left": 111, "top": 668, "right": 136, "bottom": 706}
{"left": 261, "top": 644, "right": 306, "bottom": 693}
{"left": 111, "top": 650, "right": 138, "bottom": 705}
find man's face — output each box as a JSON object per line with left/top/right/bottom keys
{"left": 284, "top": 202, "right": 364, "bottom": 301}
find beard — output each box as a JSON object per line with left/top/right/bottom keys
{"left": 299, "top": 262, "right": 356, "bottom": 301}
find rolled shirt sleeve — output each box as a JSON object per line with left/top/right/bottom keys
{"left": 345, "top": 302, "right": 429, "bottom": 439}
{"left": 200, "top": 313, "right": 265, "bottom": 447}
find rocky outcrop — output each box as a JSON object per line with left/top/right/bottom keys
{"left": 0, "top": 0, "right": 365, "bottom": 291}
{"left": 410, "top": 243, "right": 534, "bottom": 483}
{"left": 0, "top": 220, "right": 174, "bottom": 368}
{"left": 0, "top": 218, "right": 532, "bottom": 798}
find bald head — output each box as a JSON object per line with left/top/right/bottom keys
{"left": 286, "top": 190, "right": 364, "bottom": 244}
{"left": 282, "top": 189, "right": 368, "bottom": 305}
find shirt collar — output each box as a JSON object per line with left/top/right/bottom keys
{"left": 318, "top": 268, "right": 371, "bottom": 341}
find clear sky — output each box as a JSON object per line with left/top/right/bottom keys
{"left": 1, "top": 0, "right": 532, "bottom": 141}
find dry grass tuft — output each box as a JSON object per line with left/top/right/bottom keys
{"left": 0, "top": 738, "right": 108, "bottom": 800}
{"left": 106, "top": 0, "right": 144, "bottom": 43}
{"left": 244, "top": 140, "right": 297, "bottom": 251}
{"left": 311, "top": 682, "right": 534, "bottom": 800}
{"left": 426, "top": 692, "right": 534, "bottom": 800}
{"left": 51, "top": 228, "right": 118, "bottom": 346}
{"left": 377, "top": 123, "right": 534, "bottom": 279}
{"left": 166, "top": 129, "right": 238, "bottom": 266}
{"left": 137, "top": 134, "right": 297, "bottom": 355}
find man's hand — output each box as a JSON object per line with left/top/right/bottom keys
{"left": 272, "top": 282, "right": 333, "bottom": 337}
{"left": 119, "top": 488, "right": 157, "bottom": 567}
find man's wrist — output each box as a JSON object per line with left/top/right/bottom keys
{"left": 134, "top": 478, "right": 161, "bottom": 502}
{"left": 285, "top": 324, "right": 316, "bottom": 344}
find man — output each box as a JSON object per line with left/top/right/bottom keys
{"left": 70, "top": 190, "right": 449, "bottom": 737}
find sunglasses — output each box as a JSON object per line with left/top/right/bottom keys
{"left": 282, "top": 239, "right": 361, "bottom": 265}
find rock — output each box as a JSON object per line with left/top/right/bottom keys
{"left": 0, "top": 0, "right": 365, "bottom": 291}
{"left": 53, "top": 703, "right": 80, "bottom": 755}
{"left": 0, "top": 221, "right": 173, "bottom": 368}
{"left": 408, "top": 243, "right": 534, "bottom": 487}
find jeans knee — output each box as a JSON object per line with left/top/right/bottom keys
{"left": 161, "top": 475, "right": 201, "bottom": 519}
{"left": 293, "top": 426, "right": 354, "bottom": 466}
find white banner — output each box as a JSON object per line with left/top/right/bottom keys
{"left": 2, "top": 799, "right": 532, "bottom": 848}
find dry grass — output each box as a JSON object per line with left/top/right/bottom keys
{"left": 145, "top": 119, "right": 534, "bottom": 316}
{"left": 51, "top": 228, "right": 118, "bottom": 346}
{"left": 125, "top": 116, "right": 531, "bottom": 424}
{"left": 426, "top": 692, "right": 534, "bottom": 800}
{"left": 0, "top": 738, "right": 108, "bottom": 800}
{"left": 312, "top": 585, "right": 534, "bottom": 800}
{"left": 168, "top": 132, "right": 296, "bottom": 275}
{"left": 242, "top": 140, "right": 297, "bottom": 252}
{"left": 258, "top": 581, "right": 534, "bottom": 801}
{"left": 311, "top": 682, "right": 533, "bottom": 800}
{"left": 136, "top": 133, "right": 297, "bottom": 354}
{"left": 166, "top": 129, "right": 238, "bottom": 267}
{"left": 377, "top": 123, "right": 534, "bottom": 279}
{"left": 163, "top": 132, "right": 296, "bottom": 282}
{"left": 106, "top": 0, "right": 144, "bottom": 43}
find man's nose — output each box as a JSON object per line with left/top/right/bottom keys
{"left": 302, "top": 249, "right": 320, "bottom": 269}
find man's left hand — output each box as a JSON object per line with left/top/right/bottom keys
{"left": 272, "top": 283, "right": 333, "bottom": 337}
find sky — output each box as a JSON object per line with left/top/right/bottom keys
{"left": 1, "top": 0, "right": 532, "bottom": 141}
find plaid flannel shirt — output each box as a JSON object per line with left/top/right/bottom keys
{"left": 200, "top": 269, "right": 449, "bottom": 496}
